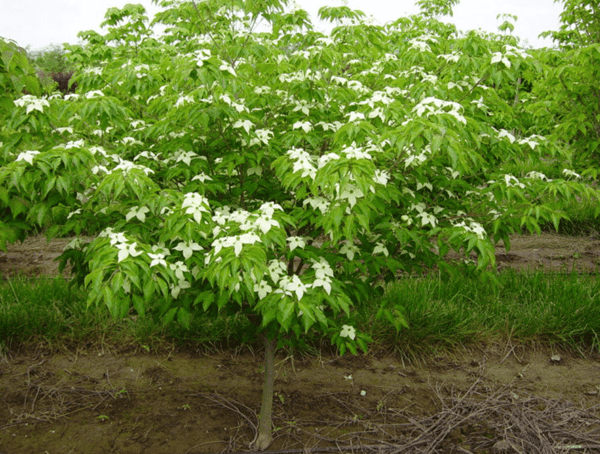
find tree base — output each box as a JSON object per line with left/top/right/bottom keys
{"left": 251, "top": 432, "right": 273, "bottom": 451}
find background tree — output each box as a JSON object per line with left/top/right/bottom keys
{"left": 531, "top": 0, "right": 600, "bottom": 173}
{"left": 27, "top": 44, "right": 77, "bottom": 93}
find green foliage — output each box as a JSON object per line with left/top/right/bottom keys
{"left": 531, "top": 0, "right": 600, "bottom": 169}
{"left": 0, "top": 37, "right": 41, "bottom": 117}
{"left": 0, "top": 0, "right": 599, "bottom": 354}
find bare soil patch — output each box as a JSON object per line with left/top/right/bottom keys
{"left": 1, "top": 347, "right": 599, "bottom": 454}
{"left": 1, "top": 232, "right": 599, "bottom": 279}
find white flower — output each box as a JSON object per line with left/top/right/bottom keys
{"left": 182, "top": 192, "right": 209, "bottom": 208}
{"left": 14, "top": 95, "right": 49, "bottom": 114}
{"left": 148, "top": 253, "right": 167, "bottom": 268}
{"left": 339, "top": 185, "right": 364, "bottom": 208}
{"left": 342, "top": 143, "right": 371, "bottom": 160}
{"left": 130, "top": 120, "right": 146, "bottom": 128}
{"left": 250, "top": 129, "right": 273, "bottom": 146}
{"left": 346, "top": 111, "right": 365, "bottom": 122}
{"left": 526, "top": 171, "right": 551, "bottom": 181}
{"left": 303, "top": 197, "right": 330, "bottom": 214}
{"left": 233, "top": 119, "right": 253, "bottom": 134}
{"left": 504, "top": 174, "right": 525, "bottom": 188}
{"left": 293, "top": 121, "right": 312, "bottom": 133}
{"left": 279, "top": 275, "right": 308, "bottom": 301}
{"left": 312, "top": 258, "right": 334, "bottom": 279}
{"left": 373, "top": 242, "right": 389, "bottom": 257}
{"left": 317, "top": 153, "right": 340, "bottom": 169}
{"left": 518, "top": 138, "right": 539, "bottom": 150}
{"left": 15, "top": 150, "right": 40, "bottom": 165}
{"left": 85, "top": 90, "right": 105, "bottom": 99}
{"left": 67, "top": 209, "right": 81, "bottom": 220}
{"left": 192, "top": 173, "right": 213, "bottom": 183}
{"left": 175, "top": 94, "right": 194, "bottom": 107}
{"left": 219, "top": 62, "right": 237, "bottom": 76}
{"left": 267, "top": 260, "right": 287, "bottom": 284}
{"left": 171, "top": 278, "right": 191, "bottom": 299}
{"left": 122, "top": 136, "right": 143, "bottom": 146}
{"left": 312, "top": 278, "right": 332, "bottom": 294}
{"left": 116, "top": 242, "right": 143, "bottom": 262}
{"left": 340, "top": 325, "right": 356, "bottom": 340}
{"left": 175, "top": 150, "right": 198, "bottom": 166}
{"left": 562, "top": 169, "right": 581, "bottom": 179}
{"left": 174, "top": 241, "right": 203, "bottom": 260}
{"left": 170, "top": 261, "right": 189, "bottom": 280}
{"left": 498, "top": 129, "right": 516, "bottom": 143}
{"left": 340, "top": 242, "right": 359, "bottom": 260}
{"left": 491, "top": 52, "right": 511, "bottom": 68}
{"left": 417, "top": 211, "right": 438, "bottom": 228}
{"left": 409, "top": 39, "right": 430, "bottom": 52}
{"left": 106, "top": 231, "right": 128, "bottom": 246}
{"left": 126, "top": 206, "right": 150, "bottom": 223}
{"left": 287, "top": 236, "right": 306, "bottom": 251}
{"left": 212, "top": 233, "right": 261, "bottom": 256}
{"left": 259, "top": 202, "right": 283, "bottom": 218}
{"left": 373, "top": 170, "right": 389, "bottom": 186}
{"left": 254, "top": 280, "right": 272, "bottom": 299}
{"left": 255, "top": 215, "right": 280, "bottom": 234}
{"left": 91, "top": 165, "right": 109, "bottom": 175}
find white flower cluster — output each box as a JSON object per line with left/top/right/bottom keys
{"left": 454, "top": 221, "right": 487, "bottom": 240}
{"left": 99, "top": 228, "right": 143, "bottom": 263}
{"left": 182, "top": 192, "right": 210, "bottom": 223}
{"left": 15, "top": 150, "right": 40, "bottom": 165}
{"left": 404, "top": 144, "right": 432, "bottom": 168}
{"left": 338, "top": 184, "right": 364, "bottom": 208}
{"left": 504, "top": 174, "right": 526, "bottom": 189}
{"left": 410, "top": 202, "right": 438, "bottom": 228}
{"left": 412, "top": 97, "right": 466, "bottom": 124}
{"left": 491, "top": 45, "right": 530, "bottom": 69}
{"left": 303, "top": 197, "right": 331, "bottom": 214}
{"left": 287, "top": 147, "right": 317, "bottom": 179}
{"left": 14, "top": 95, "right": 49, "bottom": 114}
{"left": 562, "top": 169, "right": 581, "bottom": 179}
{"left": 254, "top": 256, "right": 335, "bottom": 302}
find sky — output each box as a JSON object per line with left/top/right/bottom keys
{"left": 0, "top": 0, "right": 563, "bottom": 51}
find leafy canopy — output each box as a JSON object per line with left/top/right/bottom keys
{"left": 0, "top": 0, "right": 598, "bottom": 355}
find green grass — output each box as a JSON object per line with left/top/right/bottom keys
{"left": 544, "top": 196, "right": 600, "bottom": 236}
{"left": 369, "top": 271, "right": 600, "bottom": 361}
{"left": 1, "top": 271, "right": 599, "bottom": 359}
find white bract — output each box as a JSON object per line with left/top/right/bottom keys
{"left": 15, "top": 150, "right": 40, "bottom": 165}
{"left": 340, "top": 325, "right": 356, "bottom": 340}
{"left": 14, "top": 95, "right": 50, "bottom": 114}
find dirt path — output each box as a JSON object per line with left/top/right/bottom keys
{"left": 1, "top": 232, "right": 600, "bottom": 278}
{"left": 1, "top": 347, "right": 599, "bottom": 454}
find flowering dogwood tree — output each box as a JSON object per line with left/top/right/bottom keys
{"left": 1, "top": 0, "right": 599, "bottom": 448}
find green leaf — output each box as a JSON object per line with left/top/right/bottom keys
{"left": 178, "top": 307, "right": 192, "bottom": 329}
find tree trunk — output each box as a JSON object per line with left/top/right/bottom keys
{"left": 253, "top": 335, "right": 276, "bottom": 451}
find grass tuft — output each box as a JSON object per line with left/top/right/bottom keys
{"left": 1, "top": 272, "right": 599, "bottom": 360}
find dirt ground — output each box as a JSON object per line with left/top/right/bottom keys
{"left": 1, "top": 232, "right": 600, "bottom": 278}
{"left": 1, "top": 347, "right": 599, "bottom": 454}
{"left": 1, "top": 234, "right": 600, "bottom": 454}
